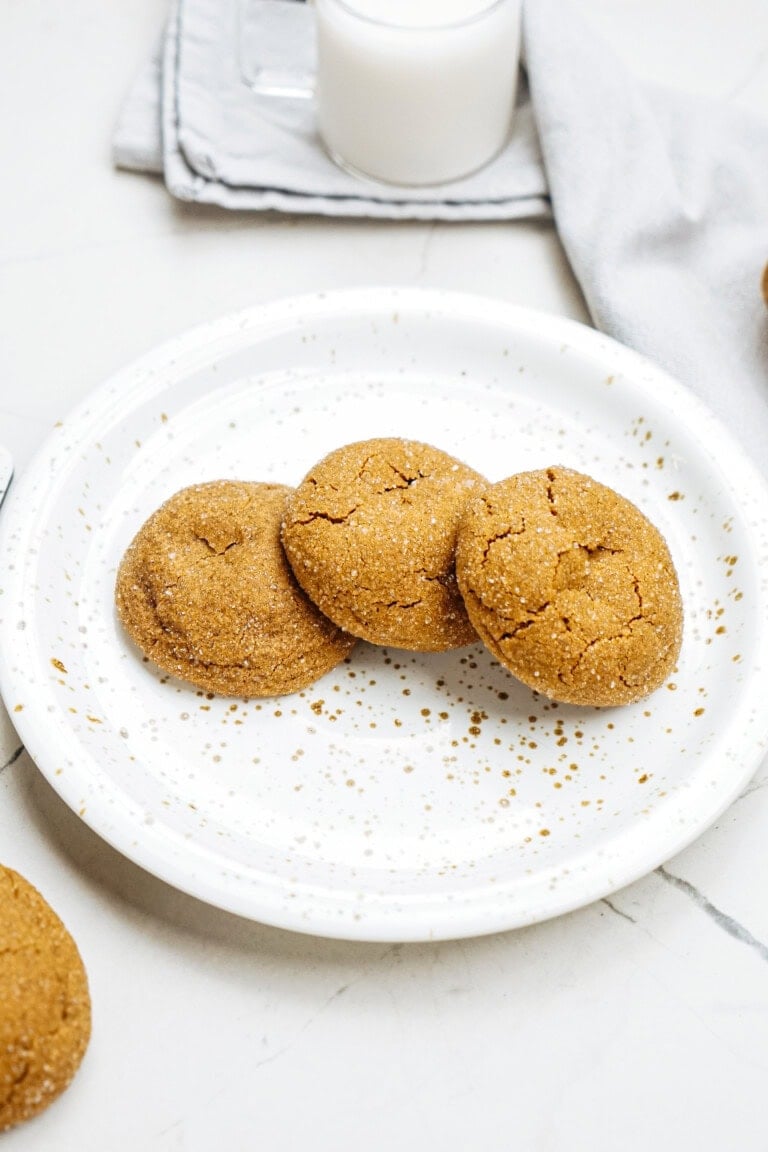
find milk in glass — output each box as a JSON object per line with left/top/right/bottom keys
{"left": 315, "top": 0, "right": 522, "bottom": 186}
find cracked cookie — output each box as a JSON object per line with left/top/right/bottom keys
{"left": 456, "top": 467, "right": 683, "bottom": 706}
{"left": 116, "top": 480, "right": 356, "bottom": 696}
{"left": 282, "top": 439, "right": 487, "bottom": 651}
{"left": 0, "top": 865, "right": 91, "bottom": 1133}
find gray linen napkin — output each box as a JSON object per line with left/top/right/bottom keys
{"left": 113, "top": 0, "right": 768, "bottom": 459}
{"left": 525, "top": 0, "right": 768, "bottom": 467}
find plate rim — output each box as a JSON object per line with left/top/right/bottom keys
{"left": 2, "top": 286, "right": 768, "bottom": 942}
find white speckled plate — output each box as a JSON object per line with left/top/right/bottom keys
{"left": 1, "top": 289, "right": 767, "bottom": 942}
{"left": 0, "top": 446, "right": 12, "bottom": 507}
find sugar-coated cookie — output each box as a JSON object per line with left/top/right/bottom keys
{"left": 116, "top": 481, "right": 356, "bottom": 697}
{"left": 456, "top": 467, "right": 683, "bottom": 706}
{"left": 282, "top": 439, "right": 487, "bottom": 651}
{"left": 0, "top": 866, "right": 91, "bottom": 1133}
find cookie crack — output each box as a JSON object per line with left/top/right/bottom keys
{"left": 498, "top": 601, "right": 552, "bottom": 638}
{"left": 357, "top": 454, "right": 426, "bottom": 493}
{"left": 584, "top": 544, "right": 622, "bottom": 559}
{"left": 195, "top": 535, "right": 240, "bottom": 557}
{"left": 294, "top": 506, "right": 359, "bottom": 526}
{"left": 388, "top": 463, "right": 426, "bottom": 489}
{"left": 631, "top": 572, "right": 644, "bottom": 610}
{"left": 545, "top": 469, "right": 558, "bottom": 515}
{"left": 566, "top": 613, "right": 647, "bottom": 676}
{"left": 481, "top": 518, "right": 526, "bottom": 561}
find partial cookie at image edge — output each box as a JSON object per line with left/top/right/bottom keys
{"left": 0, "top": 865, "right": 91, "bottom": 1134}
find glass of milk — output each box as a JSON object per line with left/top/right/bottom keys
{"left": 315, "top": 0, "right": 522, "bottom": 186}
{"left": 243, "top": 0, "right": 522, "bottom": 187}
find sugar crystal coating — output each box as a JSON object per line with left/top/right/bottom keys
{"left": 282, "top": 439, "right": 487, "bottom": 651}
{"left": 115, "top": 480, "right": 356, "bottom": 696}
{"left": 456, "top": 467, "right": 683, "bottom": 706}
{"left": 0, "top": 866, "right": 91, "bottom": 1133}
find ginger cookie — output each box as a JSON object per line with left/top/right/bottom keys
{"left": 0, "top": 866, "right": 91, "bottom": 1133}
{"left": 116, "top": 481, "right": 356, "bottom": 697}
{"left": 282, "top": 439, "right": 487, "bottom": 651}
{"left": 456, "top": 467, "right": 683, "bottom": 706}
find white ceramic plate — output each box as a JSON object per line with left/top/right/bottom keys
{"left": 2, "top": 289, "right": 767, "bottom": 942}
{"left": 0, "top": 445, "right": 12, "bottom": 507}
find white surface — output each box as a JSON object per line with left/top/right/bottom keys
{"left": 1, "top": 1, "right": 768, "bottom": 1147}
{"left": 316, "top": 0, "right": 520, "bottom": 184}
{"left": 3, "top": 288, "right": 768, "bottom": 945}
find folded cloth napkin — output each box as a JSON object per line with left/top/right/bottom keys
{"left": 524, "top": 0, "right": 768, "bottom": 468}
{"left": 113, "top": 0, "right": 768, "bottom": 462}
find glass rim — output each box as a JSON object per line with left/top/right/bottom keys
{"left": 323, "top": 0, "right": 513, "bottom": 33}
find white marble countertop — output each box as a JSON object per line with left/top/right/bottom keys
{"left": 1, "top": 2, "right": 768, "bottom": 1148}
